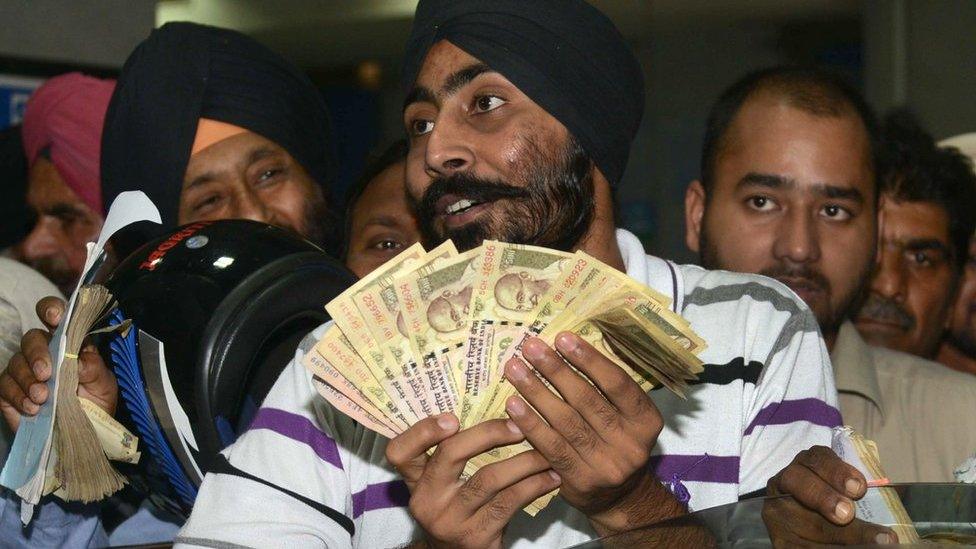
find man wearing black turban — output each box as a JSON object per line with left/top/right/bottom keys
{"left": 0, "top": 22, "right": 346, "bottom": 547}
{"left": 181, "top": 2, "right": 842, "bottom": 547}
{"left": 102, "top": 22, "right": 341, "bottom": 255}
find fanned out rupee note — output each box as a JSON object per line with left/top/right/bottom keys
{"left": 307, "top": 240, "right": 707, "bottom": 515}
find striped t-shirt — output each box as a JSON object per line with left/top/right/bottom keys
{"left": 177, "top": 229, "right": 840, "bottom": 548}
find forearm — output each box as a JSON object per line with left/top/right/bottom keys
{"left": 587, "top": 474, "right": 716, "bottom": 546}
{"left": 586, "top": 473, "right": 686, "bottom": 537}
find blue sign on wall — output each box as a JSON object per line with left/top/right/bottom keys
{"left": 0, "top": 75, "right": 43, "bottom": 129}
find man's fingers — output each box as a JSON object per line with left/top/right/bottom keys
{"left": 21, "top": 329, "right": 53, "bottom": 381}
{"left": 456, "top": 450, "right": 551, "bottom": 512}
{"left": 506, "top": 394, "right": 586, "bottom": 479}
{"left": 764, "top": 497, "right": 899, "bottom": 547}
{"left": 6, "top": 352, "right": 46, "bottom": 407}
{"left": 386, "top": 413, "right": 458, "bottom": 487}
{"left": 36, "top": 296, "right": 65, "bottom": 331}
{"left": 772, "top": 454, "right": 856, "bottom": 525}
{"left": 554, "top": 332, "right": 653, "bottom": 419}
{"left": 423, "top": 419, "right": 526, "bottom": 489}
{"left": 0, "top": 370, "right": 32, "bottom": 424}
{"left": 77, "top": 345, "right": 110, "bottom": 385}
{"left": 481, "top": 469, "right": 562, "bottom": 525}
{"left": 798, "top": 446, "right": 866, "bottom": 499}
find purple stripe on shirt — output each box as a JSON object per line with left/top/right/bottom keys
{"left": 649, "top": 454, "right": 739, "bottom": 484}
{"left": 248, "top": 407, "right": 344, "bottom": 470}
{"left": 743, "top": 398, "right": 842, "bottom": 436}
{"left": 351, "top": 480, "right": 410, "bottom": 517}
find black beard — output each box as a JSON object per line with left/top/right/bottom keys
{"left": 698, "top": 226, "right": 863, "bottom": 337}
{"left": 412, "top": 137, "right": 594, "bottom": 252}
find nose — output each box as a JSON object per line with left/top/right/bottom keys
{"left": 18, "top": 217, "right": 62, "bottom": 261}
{"left": 772, "top": 209, "right": 821, "bottom": 265}
{"left": 234, "top": 187, "right": 279, "bottom": 227}
{"left": 424, "top": 113, "right": 475, "bottom": 178}
{"left": 870, "top": 246, "right": 906, "bottom": 301}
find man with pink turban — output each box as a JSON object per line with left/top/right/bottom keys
{"left": 15, "top": 72, "right": 114, "bottom": 294}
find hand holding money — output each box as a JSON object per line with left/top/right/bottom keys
{"left": 385, "top": 414, "right": 559, "bottom": 549}
{"left": 0, "top": 297, "right": 118, "bottom": 432}
{"left": 304, "top": 240, "right": 707, "bottom": 515}
{"left": 503, "top": 333, "right": 686, "bottom": 535}
{"left": 764, "top": 444, "right": 902, "bottom": 546}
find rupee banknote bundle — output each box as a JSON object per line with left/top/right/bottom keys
{"left": 304, "top": 240, "right": 707, "bottom": 514}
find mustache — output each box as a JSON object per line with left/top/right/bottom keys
{"left": 760, "top": 264, "right": 832, "bottom": 294}
{"left": 415, "top": 172, "right": 530, "bottom": 221}
{"left": 858, "top": 294, "right": 915, "bottom": 329}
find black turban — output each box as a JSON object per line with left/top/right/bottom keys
{"left": 402, "top": 0, "right": 644, "bottom": 185}
{"left": 101, "top": 22, "right": 337, "bottom": 228}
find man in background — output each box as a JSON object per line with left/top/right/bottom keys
{"left": 14, "top": 72, "right": 113, "bottom": 295}
{"left": 935, "top": 132, "right": 976, "bottom": 376}
{"left": 342, "top": 139, "right": 420, "bottom": 278}
{"left": 854, "top": 112, "right": 976, "bottom": 360}
{"left": 685, "top": 66, "right": 976, "bottom": 543}
{"left": 101, "top": 22, "right": 343, "bottom": 255}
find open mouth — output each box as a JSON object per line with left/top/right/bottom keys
{"left": 435, "top": 194, "right": 495, "bottom": 228}
{"left": 444, "top": 198, "right": 482, "bottom": 215}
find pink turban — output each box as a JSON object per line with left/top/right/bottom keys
{"left": 21, "top": 72, "right": 116, "bottom": 214}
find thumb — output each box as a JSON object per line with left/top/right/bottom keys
{"left": 77, "top": 344, "right": 118, "bottom": 415}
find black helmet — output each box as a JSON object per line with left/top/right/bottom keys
{"left": 103, "top": 219, "right": 355, "bottom": 516}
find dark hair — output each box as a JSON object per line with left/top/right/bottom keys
{"left": 700, "top": 66, "right": 881, "bottom": 195}
{"left": 339, "top": 139, "right": 410, "bottom": 259}
{"left": 879, "top": 110, "right": 976, "bottom": 270}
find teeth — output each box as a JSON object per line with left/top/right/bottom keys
{"left": 446, "top": 199, "right": 477, "bottom": 215}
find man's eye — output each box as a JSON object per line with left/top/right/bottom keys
{"left": 746, "top": 196, "right": 774, "bottom": 211}
{"left": 373, "top": 239, "right": 403, "bottom": 251}
{"left": 410, "top": 119, "right": 434, "bottom": 136}
{"left": 821, "top": 204, "right": 851, "bottom": 221}
{"left": 910, "top": 251, "right": 932, "bottom": 266}
{"left": 474, "top": 95, "right": 506, "bottom": 113}
{"left": 194, "top": 194, "right": 223, "bottom": 213}
{"left": 257, "top": 169, "right": 283, "bottom": 183}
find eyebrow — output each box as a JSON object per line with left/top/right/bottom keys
{"left": 361, "top": 215, "right": 404, "bottom": 229}
{"left": 44, "top": 202, "right": 86, "bottom": 219}
{"left": 183, "top": 145, "right": 284, "bottom": 191}
{"left": 403, "top": 62, "right": 493, "bottom": 110}
{"left": 902, "top": 238, "right": 951, "bottom": 254}
{"left": 736, "top": 172, "right": 865, "bottom": 203}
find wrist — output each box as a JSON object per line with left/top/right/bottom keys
{"left": 587, "top": 472, "right": 686, "bottom": 537}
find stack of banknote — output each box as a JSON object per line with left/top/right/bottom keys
{"left": 304, "top": 240, "right": 707, "bottom": 514}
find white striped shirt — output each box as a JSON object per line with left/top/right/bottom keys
{"left": 178, "top": 229, "right": 840, "bottom": 548}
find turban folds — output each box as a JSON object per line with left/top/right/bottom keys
{"left": 402, "top": 0, "right": 645, "bottom": 185}
{"left": 21, "top": 72, "right": 115, "bottom": 214}
{"left": 101, "top": 22, "right": 336, "bottom": 228}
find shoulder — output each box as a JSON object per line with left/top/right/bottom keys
{"left": 678, "top": 263, "right": 809, "bottom": 317}
{"left": 872, "top": 346, "right": 976, "bottom": 395}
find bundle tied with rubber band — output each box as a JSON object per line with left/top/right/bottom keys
{"left": 52, "top": 284, "right": 139, "bottom": 502}
{"left": 831, "top": 426, "right": 920, "bottom": 543}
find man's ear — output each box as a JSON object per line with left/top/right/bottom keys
{"left": 685, "top": 180, "right": 706, "bottom": 253}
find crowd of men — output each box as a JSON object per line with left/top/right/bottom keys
{"left": 0, "top": 0, "right": 974, "bottom": 547}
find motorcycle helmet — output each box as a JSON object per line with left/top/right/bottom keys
{"left": 103, "top": 219, "right": 355, "bottom": 516}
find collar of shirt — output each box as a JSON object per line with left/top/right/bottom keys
{"left": 615, "top": 228, "right": 683, "bottom": 313}
{"left": 831, "top": 320, "right": 886, "bottom": 419}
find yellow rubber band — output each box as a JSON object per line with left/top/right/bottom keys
{"left": 63, "top": 352, "right": 79, "bottom": 359}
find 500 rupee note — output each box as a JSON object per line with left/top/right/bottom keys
{"left": 396, "top": 247, "right": 481, "bottom": 422}
{"left": 355, "top": 241, "right": 460, "bottom": 416}
{"left": 465, "top": 242, "right": 573, "bottom": 426}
